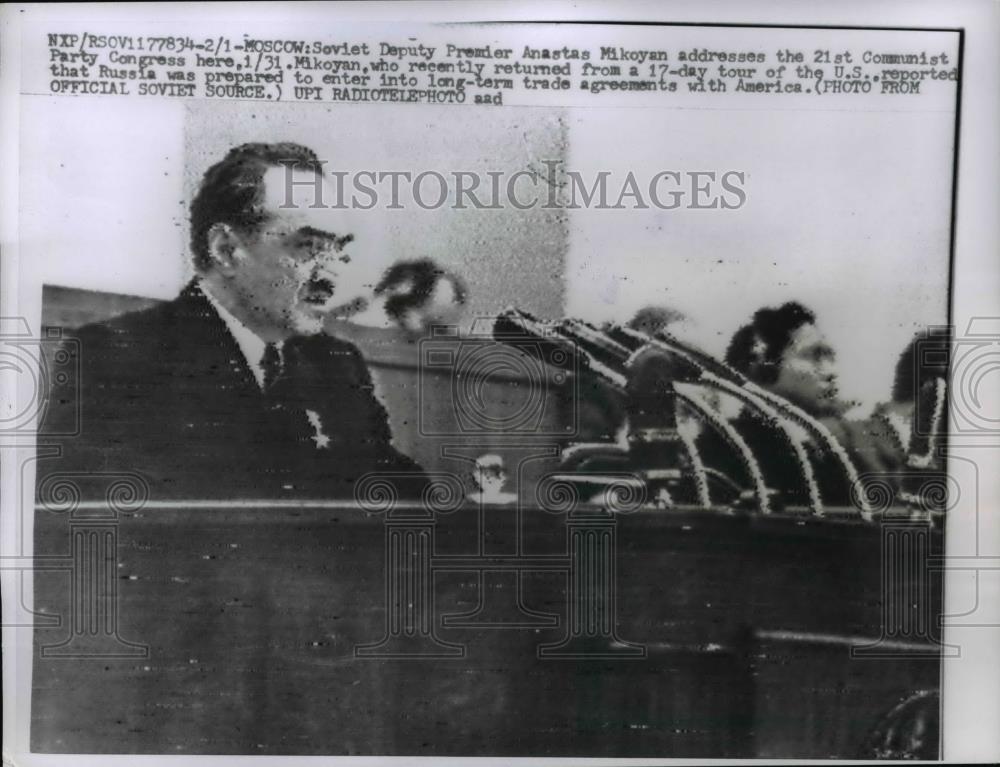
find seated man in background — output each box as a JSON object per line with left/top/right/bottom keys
{"left": 703, "top": 302, "right": 903, "bottom": 509}
{"left": 371, "top": 257, "right": 468, "bottom": 336}
{"left": 873, "top": 328, "right": 951, "bottom": 459}
{"left": 869, "top": 328, "right": 951, "bottom": 511}
{"left": 40, "top": 142, "right": 424, "bottom": 500}
{"left": 724, "top": 301, "right": 848, "bottom": 419}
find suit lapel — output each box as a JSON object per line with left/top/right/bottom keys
{"left": 165, "top": 285, "right": 384, "bottom": 460}
{"left": 169, "top": 282, "right": 261, "bottom": 393}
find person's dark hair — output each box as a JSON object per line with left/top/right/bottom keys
{"left": 189, "top": 142, "right": 322, "bottom": 273}
{"left": 375, "top": 258, "right": 468, "bottom": 323}
{"left": 725, "top": 301, "right": 816, "bottom": 385}
{"left": 892, "top": 328, "right": 951, "bottom": 403}
{"left": 627, "top": 305, "right": 686, "bottom": 337}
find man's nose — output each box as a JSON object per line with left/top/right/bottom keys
{"left": 310, "top": 255, "right": 338, "bottom": 278}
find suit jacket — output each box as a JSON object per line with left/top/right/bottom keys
{"left": 40, "top": 282, "right": 425, "bottom": 500}
{"left": 698, "top": 410, "right": 906, "bottom": 510}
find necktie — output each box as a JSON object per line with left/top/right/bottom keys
{"left": 261, "top": 342, "right": 283, "bottom": 390}
{"left": 267, "top": 336, "right": 333, "bottom": 449}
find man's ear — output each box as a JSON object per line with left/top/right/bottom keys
{"left": 746, "top": 332, "right": 771, "bottom": 381}
{"left": 206, "top": 223, "right": 244, "bottom": 275}
{"left": 748, "top": 333, "right": 768, "bottom": 364}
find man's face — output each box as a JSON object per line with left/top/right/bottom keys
{"left": 221, "top": 166, "right": 371, "bottom": 339}
{"left": 771, "top": 322, "right": 843, "bottom": 417}
{"left": 420, "top": 278, "right": 464, "bottom": 331}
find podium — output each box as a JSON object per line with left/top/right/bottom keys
{"left": 32, "top": 496, "right": 941, "bottom": 757}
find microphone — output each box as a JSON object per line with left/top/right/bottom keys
{"left": 493, "top": 308, "right": 701, "bottom": 506}
{"left": 494, "top": 308, "right": 702, "bottom": 391}
{"left": 491, "top": 308, "right": 871, "bottom": 517}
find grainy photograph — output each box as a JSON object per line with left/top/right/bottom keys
{"left": 3, "top": 2, "right": 998, "bottom": 763}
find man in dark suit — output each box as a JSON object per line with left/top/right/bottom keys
{"left": 42, "top": 142, "right": 424, "bottom": 500}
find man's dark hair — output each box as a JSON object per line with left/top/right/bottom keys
{"left": 892, "top": 328, "right": 951, "bottom": 403}
{"left": 725, "top": 301, "right": 817, "bottom": 385}
{"left": 627, "top": 305, "right": 687, "bottom": 337}
{"left": 189, "top": 142, "right": 322, "bottom": 273}
{"left": 374, "top": 258, "right": 468, "bottom": 323}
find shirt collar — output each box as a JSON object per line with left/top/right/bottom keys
{"left": 199, "top": 281, "right": 276, "bottom": 389}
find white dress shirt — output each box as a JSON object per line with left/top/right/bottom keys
{"left": 200, "top": 282, "right": 278, "bottom": 390}
{"left": 200, "top": 283, "right": 329, "bottom": 448}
